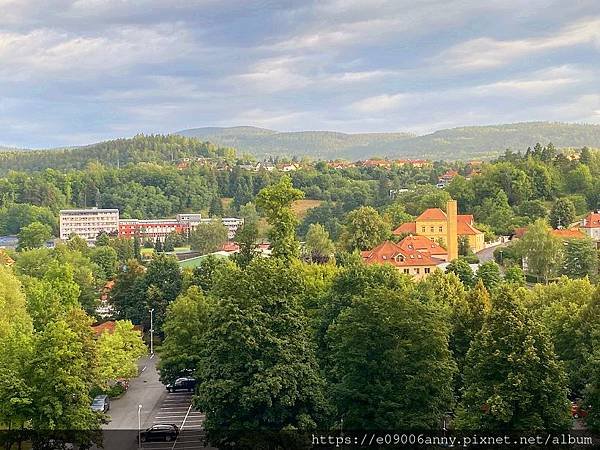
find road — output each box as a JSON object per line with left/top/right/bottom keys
{"left": 100, "top": 354, "right": 208, "bottom": 450}
{"left": 476, "top": 242, "right": 508, "bottom": 263}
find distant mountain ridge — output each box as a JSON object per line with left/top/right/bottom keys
{"left": 176, "top": 122, "right": 600, "bottom": 160}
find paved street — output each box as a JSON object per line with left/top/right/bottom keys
{"left": 476, "top": 241, "right": 508, "bottom": 263}
{"left": 103, "top": 354, "right": 165, "bottom": 430}
{"left": 100, "top": 354, "right": 208, "bottom": 450}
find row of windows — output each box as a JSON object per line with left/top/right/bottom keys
{"left": 402, "top": 267, "right": 431, "bottom": 275}
{"left": 421, "top": 226, "right": 444, "bottom": 233}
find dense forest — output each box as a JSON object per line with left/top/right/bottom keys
{"left": 178, "top": 122, "right": 600, "bottom": 159}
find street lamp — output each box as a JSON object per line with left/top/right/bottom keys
{"left": 138, "top": 404, "right": 143, "bottom": 449}
{"left": 149, "top": 308, "right": 155, "bottom": 356}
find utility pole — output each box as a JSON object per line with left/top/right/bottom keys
{"left": 149, "top": 308, "right": 155, "bottom": 356}
{"left": 138, "top": 404, "right": 143, "bottom": 449}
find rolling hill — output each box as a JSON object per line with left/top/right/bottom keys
{"left": 177, "top": 122, "right": 600, "bottom": 160}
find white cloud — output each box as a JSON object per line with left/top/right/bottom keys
{"left": 0, "top": 24, "right": 194, "bottom": 80}
{"left": 437, "top": 16, "right": 600, "bottom": 70}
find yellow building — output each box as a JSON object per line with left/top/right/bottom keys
{"left": 393, "top": 200, "right": 485, "bottom": 255}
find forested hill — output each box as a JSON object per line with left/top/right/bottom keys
{"left": 177, "top": 122, "right": 600, "bottom": 160}
{"left": 0, "top": 135, "right": 239, "bottom": 174}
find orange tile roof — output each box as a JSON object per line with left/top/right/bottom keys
{"left": 458, "top": 214, "right": 474, "bottom": 224}
{"left": 393, "top": 222, "right": 416, "bottom": 235}
{"left": 416, "top": 208, "right": 447, "bottom": 221}
{"left": 397, "top": 235, "right": 448, "bottom": 256}
{"left": 582, "top": 213, "right": 600, "bottom": 228}
{"left": 552, "top": 228, "right": 586, "bottom": 239}
{"left": 361, "top": 240, "right": 443, "bottom": 267}
{"left": 457, "top": 221, "right": 482, "bottom": 236}
{"left": 514, "top": 227, "right": 586, "bottom": 239}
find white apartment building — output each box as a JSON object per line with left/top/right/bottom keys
{"left": 59, "top": 208, "right": 119, "bottom": 244}
{"left": 581, "top": 212, "right": 600, "bottom": 242}
{"left": 199, "top": 217, "right": 244, "bottom": 239}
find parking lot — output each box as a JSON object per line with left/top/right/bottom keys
{"left": 141, "top": 391, "right": 206, "bottom": 450}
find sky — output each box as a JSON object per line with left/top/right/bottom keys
{"left": 1, "top": 0, "right": 599, "bottom": 148}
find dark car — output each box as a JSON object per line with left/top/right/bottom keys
{"left": 91, "top": 395, "right": 110, "bottom": 413}
{"left": 139, "top": 424, "right": 179, "bottom": 442}
{"left": 166, "top": 377, "right": 196, "bottom": 392}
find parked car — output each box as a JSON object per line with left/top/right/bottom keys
{"left": 139, "top": 424, "right": 179, "bottom": 442}
{"left": 91, "top": 395, "right": 110, "bottom": 413}
{"left": 166, "top": 377, "right": 196, "bottom": 392}
{"left": 572, "top": 402, "right": 589, "bottom": 419}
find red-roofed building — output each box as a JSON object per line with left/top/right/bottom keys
{"left": 397, "top": 234, "right": 449, "bottom": 261}
{"left": 392, "top": 204, "right": 485, "bottom": 253}
{"left": 581, "top": 212, "right": 600, "bottom": 242}
{"left": 437, "top": 170, "right": 459, "bottom": 188}
{"left": 361, "top": 240, "right": 443, "bottom": 279}
{"left": 513, "top": 226, "right": 587, "bottom": 240}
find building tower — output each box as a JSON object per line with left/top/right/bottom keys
{"left": 446, "top": 199, "right": 458, "bottom": 261}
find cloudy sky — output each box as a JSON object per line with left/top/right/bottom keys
{"left": 1, "top": 0, "right": 599, "bottom": 148}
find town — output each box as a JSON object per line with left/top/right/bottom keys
{"left": 2, "top": 2, "right": 600, "bottom": 449}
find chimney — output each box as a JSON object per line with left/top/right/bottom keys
{"left": 446, "top": 199, "right": 458, "bottom": 261}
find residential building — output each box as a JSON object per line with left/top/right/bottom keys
{"left": 581, "top": 212, "right": 600, "bottom": 242}
{"left": 0, "top": 235, "right": 18, "bottom": 250}
{"left": 119, "top": 214, "right": 243, "bottom": 242}
{"left": 513, "top": 227, "right": 587, "bottom": 240}
{"left": 361, "top": 240, "right": 443, "bottom": 280}
{"left": 436, "top": 169, "right": 459, "bottom": 188}
{"left": 59, "top": 208, "right": 120, "bottom": 244}
{"left": 393, "top": 200, "right": 485, "bottom": 254}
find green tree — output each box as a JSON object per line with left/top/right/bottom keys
{"left": 475, "top": 261, "right": 502, "bottom": 291}
{"left": 17, "top": 222, "right": 52, "bottom": 251}
{"left": 189, "top": 221, "right": 228, "bottom": 255}
{"left": 30, "top": 319, "right": 101, "bottom": 430}
{"left": 340, "top": 206, "right": 390, "bottom": 251}
{"left": 190, "top": 255, "right": 231, "bottom": 293}
{"left": 95, "top": 231, "right": 111, "bottom": 247}
{"left": 0, "top": 267, "right": 34, "bottom": 430}
{"left": 445, "top": 258, "right": 474, "bottom": 287}
{"left": 450, "top": 279, "right": 490, "bottom": 389}
{"left": 154, "top": 239, "right": 164, "bottom": 253}
{"left": 66, "top": 234, "right": 89, "bottom": 254}
{"left": 89, "top": 245, "right": 118, "bottom": 279}
{"left": 458, "top": 235, "right": 471, "bottom": 257}
{"left": 141, "top": 254, "right": 183, "bottom": 332}
{"left": 383, "top": 203, "right": 413, "bottom": 229}
{"left": 549, "top": 198, "right": 576, "bottom": 229}
{"left": 327, "top": 287, "right": 455, "bottom": 429}
{"left": 196, "top": 258, "right": 328, "bottom": 446}
{"left": 96, "top": 320, "right": 147, "bottom": 384}
{"left": 158, "top": 287, "right": 213, "bottom": 384}
{"left": 516, "top": 219, "right": 563, "bottom": 283}
{"left": 256, "top": 176, "right": 304, "bottom": 260}
{"left": 304, "top": 223, "right": 335, "bottom": 263}
{"left": 456, "top": 286, "right": 570, "bottom": 430}
{"left": 503, "top": 265, "right": 525, "bottom": 286}
{"left": 232, "top": 221, "right": 259, "bottom": 268}
{"left": 562, "top": 237, "right": 598, "bottom": 280}
{"left": 209, "top": 196, "right": 224, "bottom": 217}
{"left": 110, "top": 259, "right": 147, "bottom": 323}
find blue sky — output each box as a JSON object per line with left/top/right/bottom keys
{"left": 1, "top": 0, "right": 599, "bottom": 148}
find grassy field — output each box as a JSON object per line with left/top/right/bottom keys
{"left": 292, "top": 199, "right": 322, "bottom": 220}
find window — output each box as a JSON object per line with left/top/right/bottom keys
{"left": 421, "top": 226, "right": 426, "bottom": 233}
{"left": 415, "top": 268, "right": 420, "bottom": 274}
{"left": 403, "top": 268, "right": 409, "bottom": 274}
{"left": 425, "top": 267, "right": 431, "bottom": 274}
{"left": 439, "top": 226, "right": 443, "bottom": 232}
{"left": 430, "top": 226, "right": 435, "bottom": 233}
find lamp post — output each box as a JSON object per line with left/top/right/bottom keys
{"left": 138, "top": 404, "right": 143, "bottom": 449}
{"left": 149, "top": 308, "right": 155, "bottom": 356}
